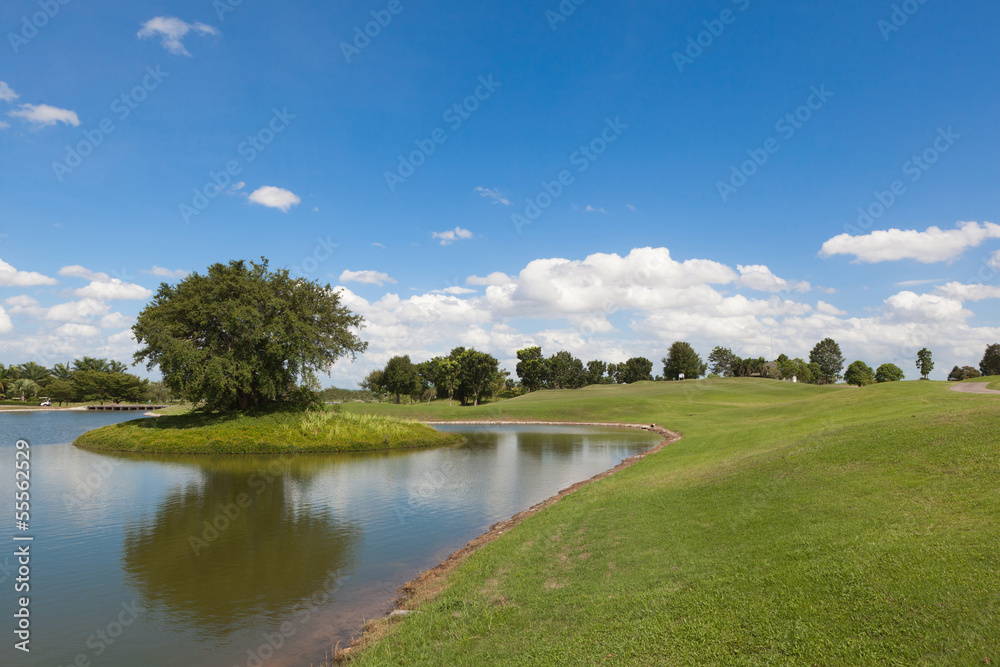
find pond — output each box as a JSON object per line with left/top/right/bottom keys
{"left": 0, "top": 412, "right": 661, "bottom": 666}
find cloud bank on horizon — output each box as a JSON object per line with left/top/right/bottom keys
{"left": 3, "top": 229, "right": 997, "bottom": 385}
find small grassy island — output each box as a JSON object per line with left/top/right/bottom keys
{"left": 73, "top": 408, "right": 463, "bottom": 454}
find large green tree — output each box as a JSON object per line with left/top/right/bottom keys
{"left": 980, "top": 344, "right": 1000, "bottom": 376}
{"left": 875, "top": 363, "right": 905, "bottom": 383}
{"left": 435, "top": 358, "right": 460, "bottom": 406}
{"left": 844, "top": 361, "right": 875, "bottom": 387}
{"left": 74, "top": 371, "right": 149, "bottom": 404}
{"left": 515, "top": 347, "right": 548, "bottom": 392}
{"left": 809, "top": 338, "right": 844, "bottom": 384}
{"left": 547, "top": 351, "right": 586, "bottom": 389}
{"left": 662, "top": 342, "right": 706, "bottom": 381}
{"left": 382, "top": 355, "right": 421, "bottom": 404}
{"left": 17, "top": 362, "right": 51, "bottom": 387}
{"left": 616, "top": 357, "right": 654, "bottom": 384}
{"left": 584, "top": 360, "right": 608, "bottom": 385}
{"left": 47, "top": 379, "right": 76, "bottom": 406}
{"left": 916, "top": 348, "right": 934, "bottom": 380}
{"left": 133, "top": 259, "right": 367, "bottom": 412}
{"left": 456, "top": 349, "right": 501, "bottom": 406}
{"left": 707, "top": 346, "right": 737, "bottom": 377}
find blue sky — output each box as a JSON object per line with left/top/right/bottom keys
{"left": 1, "top": 0, "right": 998, "bottom": 384}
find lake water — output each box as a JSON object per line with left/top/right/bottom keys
{"left": 0, "top": 412, "right": 660, "bottom": 666}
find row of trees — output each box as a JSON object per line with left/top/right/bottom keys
{"left": 363, "top": 347, "right": 505, "bottom": 406}
{"left": 0, "top": 357, "right": 153, "bottom": 405}
{"left": 671, "top": 339, "right": 912, "bottom": 387}
{"left": 515, "top": 347, "right": 655, "bottom": 390}
{"left": 361, "top": 339, "right": 1000, "bottom": 406}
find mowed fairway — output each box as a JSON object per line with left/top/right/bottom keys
{"left": 344, "top": 380, "right": 999, "bottom": 665}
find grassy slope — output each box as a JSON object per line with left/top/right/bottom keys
{"left": 73, "top": 408, "right": 462, "bottom": 454}
{"left": 346, "top": 380, "right": 999, "bottom": 666}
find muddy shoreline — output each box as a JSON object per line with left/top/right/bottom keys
{"left": 334, "top": 421, "right": 682, "bottom": 662}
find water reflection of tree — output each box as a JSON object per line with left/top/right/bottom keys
{"left": 121, "top": 455, "right": 361, "bottom": 636}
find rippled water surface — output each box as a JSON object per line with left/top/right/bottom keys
{"left": 0, "top": 413, "right": 660, "bottom": 666}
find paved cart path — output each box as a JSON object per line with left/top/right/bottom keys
{"left": 950, "top": 382, "right": 1000, "bottom": 395}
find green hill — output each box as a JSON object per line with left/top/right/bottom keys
{"left": 345, "top": 379, "right": 999, "bottom": 665}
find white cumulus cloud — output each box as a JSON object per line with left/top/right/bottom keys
{"left": 432, "top": 227, "right": 474, "bottom": 246}
{"left": 0, "top": 82, "right": 18, "bottom": 103}
{"left": 140, "top": 266, "right": 189, "bottom": 279}
{"left": 737, "top": 264, "right": 811, "bottom": 293}
{"left": 8, "top": 103, "right": 80, "bottom": 128}
{"left": 338, "top": 270, "right": 397, "bottom": 287}
{"left": 934, "top": 282, "right": 1000, "bottom": 302}
{"left": 0, "top": 307, "right": 12, "bottom": 334}
{"left": 59, "top": 266, "right": 154, "bottom": 300}
{"left": 248, "top": 186, "right": 301, "bottom": 212}
{"left": 819, "top": 221, "right": 1000, "bottom": 263}
{"left": 58, "top": 265, "right": 98, "bottom": 280}
{"left": 138, "top": 16, "right": 220, "bottom": 56}
{"left": 74, "top": 279, "right": 153, "bottom": 301}
{"left": 0, "top": 259, "right": 57, "bottom": 287}
{"left": 474, "top": 187, "right": 511, "bottom": 206}
{"left": 54, "top": 323, "right": 101, "bottom": 338}
{"left": 46, "top": 299, "right": 111, "bottom": 323}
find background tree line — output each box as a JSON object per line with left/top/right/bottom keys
{"left": 515, "top": 347, "right": 656, "bottom": 390}
{"left": 0, "top": 357, "right": 157, "bottom": 405}
{"left": 358, "top": 338, "right": 1000, "bottom": 406}
{"left": 362, "top": 347, "right": 507, "bottom": 406}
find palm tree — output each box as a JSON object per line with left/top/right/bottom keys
{"left": 73, "top": 356, "right": 111, "bottom": 373}
{"left": 11, "top": 379, "right": 41, "bottom": 401}
{"left": 52, "top": 362, "right": 75, "bottom": 381}
{"left": 17, "top": 362, "right": 51, "bottom": 386}
{"left": 108, "top": 360, "right": 129, "bottom": 373}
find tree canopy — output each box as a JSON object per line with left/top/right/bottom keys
{"left": 844, "top": 361, "right": 875, "bottom": 387}
{"left": 133, "top": 258, "right": 367, "bottom": 412}
{"left": 809, "top": 338, "right": 844, "bottom": 384}
{"left": 707, "top": 346, "right": 737, "bottom": 377}
{"left": 515, "top": 347, "right": 548, "bottom": 392}
{"left": 382, "top": 355, "right": 421, "bottom": 404}
{"left": 980, "top": 344, "right": 1000, "bottom": 376}
{"left": 615, "top": 357, "right": 654, "bottom": 384}
{"left": 875, "top": 363, "right": 905, "bottom": 383}
{"left": 916, "top": 348, "right": 934, "bottom": 380}
{"left": 662, "top": 342, "right": 706, "bottom": 381}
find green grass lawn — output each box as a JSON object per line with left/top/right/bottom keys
{"left": 344, "top": 379, "right": 999, "bottom": 666}
{"left": 73, "top": 407, "right": 463, "bottom": 454}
